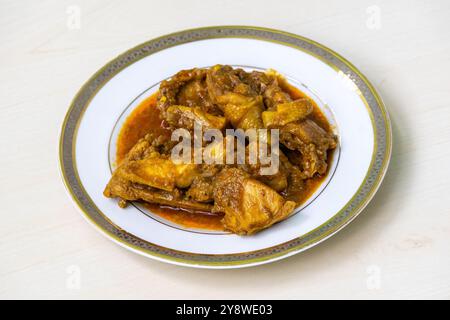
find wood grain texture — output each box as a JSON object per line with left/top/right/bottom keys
{"left": 0, "top": 0, "right": 449, "bottom": 299}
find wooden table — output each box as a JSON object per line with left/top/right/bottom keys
{"left": 1, "top": 0, "right": 449, "bottom": 299}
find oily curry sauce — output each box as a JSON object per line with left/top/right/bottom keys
{"left": 116, "top": 84, "right": 334, "bottom": 232}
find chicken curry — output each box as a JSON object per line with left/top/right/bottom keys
{"left": 104, "top": 65, "right": 337, "bottom": 235}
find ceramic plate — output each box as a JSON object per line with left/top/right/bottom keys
{"left": 59, "top": 26, "right": 392, "bottom": 268}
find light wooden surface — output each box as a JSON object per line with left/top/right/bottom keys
{"left": 1, "top": 0, "right": 449, "bottom": 300}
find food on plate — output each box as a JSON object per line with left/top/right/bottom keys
{"left": 104, "top": 65, "right": 337, "bottom": 235}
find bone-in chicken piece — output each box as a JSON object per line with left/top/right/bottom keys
{"left": 238, "top": 142, "right": 288, "bottom": 192}
{"left": 186, "top": 176, "right": 214, "bottom": 203}
{"left": 212, "top": 168, "right": 296, "bottom": 235}
{"left": 215, "top": 93, "right": 264, "bottom": 129}
{"left": 104, "top": 133, "right": 212, "bottom": 211}
{"left": 280, "top": 119, "right": 337, "bottom": 177}
{"left": 260, "top": 73, "right": 337, "bottom": 178}
{"left": 157, "top": 68, "right": 222, "bottom": 123}
{"left": 122, "top": 132, "right": 174, "bottom": 163}
{"left": 206, "top": 65, "right": 265, "bottom": 130}
{"left": 104, "top": 175, "right": 213, "bottom": 212}
{"left": 262, "top": 73, "right": 292, "bottom": 110}
{"left": 111, "top": 157, "right": 197, "bottom": 192}
{"left": 165, "top": 105, "right": 227, "bottom": 130}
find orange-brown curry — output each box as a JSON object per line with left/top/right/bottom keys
{"left": 114, "top": 79, "right": 334, "bottom": 232}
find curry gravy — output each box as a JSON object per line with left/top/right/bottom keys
{"left": 115, "top": 85, "right": 335, "bottom": 231}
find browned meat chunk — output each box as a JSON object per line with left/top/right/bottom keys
{"left": 262, "top": 74, "right": 292, "bottom": 109}
{"left": 165, "top": 105, "right": 227, "bottom": 131}
{"left": 257, "top": 72, "right": 337, "bottom": 179}
{"left": 186, "top": 176, "right": 214, "bottom": 203}
{"left": 157, "top": 68, "right": 222, "bottom": 127}
{"left": 238, "top": 142, "right": 288, "bottom": 192}
{"left": 206, "top": 65, "right": 265, "bottom": 130}
{"left": 104, "top": 133, "right": 211, "bottom": 212}
{"left": 111, "top": 157, "right": 197, "bottom": 192}
{"left": 212, "top": 168, "right": 296, "bottom": 235}
{"left": 104, "top": 175, "right": 212, "bottom": 212}
{"left": 280, "top": 119, "right": 337, "bottom": 177}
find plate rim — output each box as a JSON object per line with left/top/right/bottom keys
{"left": 59, "top": 26, "right": 392, "bottom": 268}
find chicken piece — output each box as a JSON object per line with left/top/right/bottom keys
{"left": 104, "top": 175, "right": 213, "bottom": 212}
{"left": 165, "top": 105, "right": 227, "bottom": 130}
{"left": 206, "top": 65, "right": 265, "bottom": 130}
{"left": 205, "top": 65, "right": 246, "bottom": 98}
{"left": 122, "top": 132, "right": 175, "bottom": 162}
{"left": 104, "top": 150, "right": 210, "bottom": 211}
{"left": 111, "top": 157, "right": 197, "bottom": 192}
{"left": 262, "top": 99, "right": 313, "bottom": 128}
{"left": 186, "top": 176, "right": 214, "bottom": 202}
{"left": 239, "top": 142, "right": 288, "bottom": 192}
{"left": 120, "top": 134, "right": 196, "bottom": 191}
{"left": 105, "top": 132, "right": 209, "bottom": 210}
{"left": 215, "top": 94, "right": 264, "bottom": 129}
{"left": 259, "top": 74, "right": 337, "bottom": 178}
{"left": 227, "top": 68, "right": 273, "bottom": 96}
{"left": 262, "top": 75, "right": 292, "bottom": 110}
{"left": 212, "top": 168, "right": 296, "bottom": 235}
{"left": 157, "top": 68, "right": 222, "bottom": 121}
{"left": 176, "top": 78, "right": 212, "bottom": 109}
{"left": 280, "top": 119, "right": 337, "bottom": 177}
{"left": 278, "top": 151, "right": 307, "bottom": 203}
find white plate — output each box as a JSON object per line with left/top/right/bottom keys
{"left": 59, "top": 26, "right": 392, "bottom": 268}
